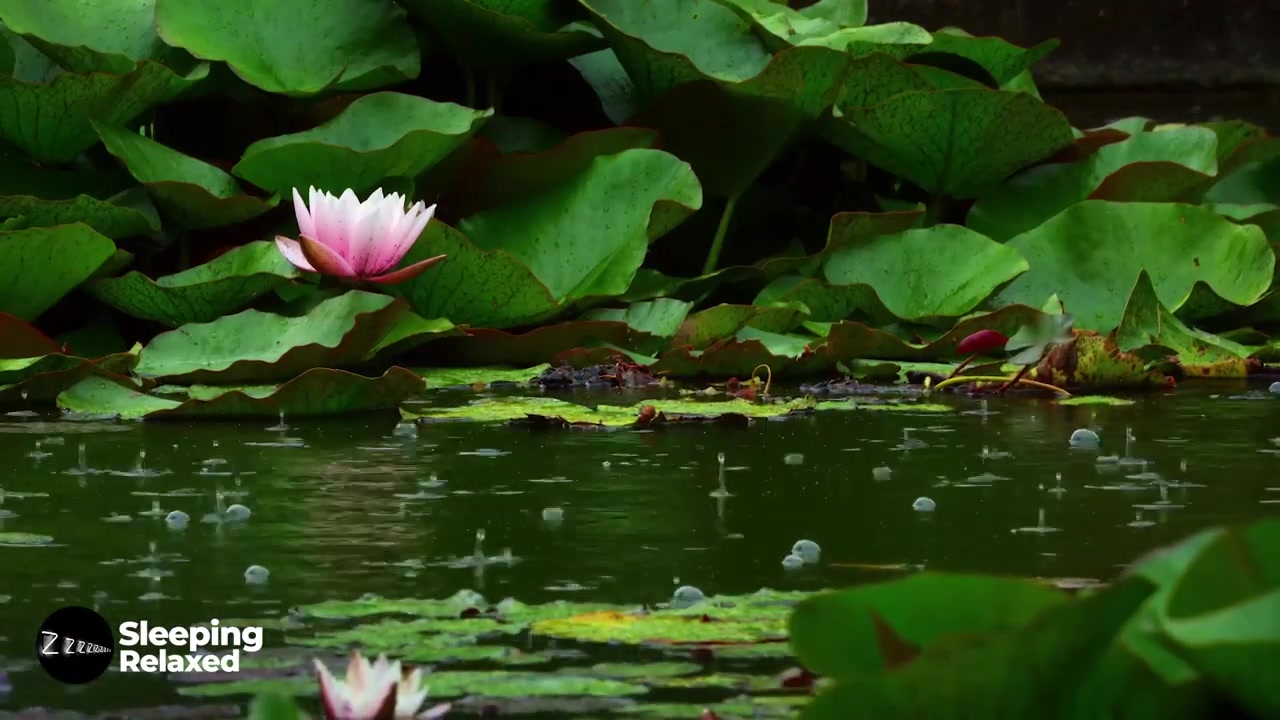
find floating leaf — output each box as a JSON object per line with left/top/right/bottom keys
{"left": 0, "top": 224, "right": 116, "bottom": 321}
{"left": 0, "top": 347, "right": 139, "bottom": 405}
{"left": 86, "top": 241, "right": 301, "bottom": 328}
{"left": 969, "top": 126, "right": 1221, "bottom": 240}
{"left": 57, "top": 367, "right": 425, "bottom": 420}
{"left": 1055, "top": 395, "right": 1136, "bottom": 407}
{"left": 910, "top": 29, "right": 1056, "bottom": 86}
{"left": 398, "top": 0, "right": 604, "bottom": 68}
{"left": 233, "top": 92, "right": 493, "bottom": 195}
{"left": 415, "top": 365, "right": 547, "bottom": 388}
{"left": 425, "top": 321, "right": 658, "bottom": 366}
{"left": 824, "top": 88, "right": 1074, "bottom": 197}
{"left": 134, "top": 290, "right": 406, "bottom": 384}
{"left": 1032, "top": 331, "right": 1166, "bottom": 390}
{"left": 673, "top": 304, "right": 808, "bottom": 348}
{"left": 0, "top": 532, "right": 55, "bottom": 547}
{"left": 0, "top": 166, "right": 159, "bottom": 239}
{"left": 1115, "top": 270, "right": 1253, "bottom": 377}
{"left": 403, "top": 396, "right": 817, "bottom": 427}
{"left": 994, "top": 201, "right": 1274, "bottom": 331}
{"left": 94, "top": 122, "right": 278, "bottom": 229}
{"left": 0, "top": 60, "right": 208, "bottom": 163}
{"left": 154, "top": 0, "right": 419, "bottom": 95}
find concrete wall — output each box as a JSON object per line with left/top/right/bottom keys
{"left": 866, "top": 0, "right": 1280, "bottom": 129}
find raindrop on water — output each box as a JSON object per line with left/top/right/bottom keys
{"left": 164, "top": 510, "right": 189, "bottom": 529}
{"left": 244, "top": 565, "right": 270, "bottom": 584}
{"left": 872, "top": 466, "right": 892, "bottom": 481}
{"left": 267, "top": 412, "right": 289, "bottom": 432}
{"left": 224, "top": 504, "right": 251, "bottom": 521}
{"left": 138, "top": 500, "right": 166, "bottom": 518}
{"left": 782, "top": 554, "right": 805, "bottom": 570}
{"left": 541, "top": 507, "right": 564, "bottom": 525}
{"left": 783, "top": 453, "right": 804, "bottom": 465}
{"left": 1069, "top": 429, "right": 1101, "bottom": 449}
{"left": 791, "top": 540, "right": 820, "bottom": 563}
{"left": 671, "top": 585, "right": 705, "bottom": 609}
{"left": 27, "top": 440, "right": 50, "bottom": 461}
{"left": 912, "top": 497, "right": 936, "bottom": 512}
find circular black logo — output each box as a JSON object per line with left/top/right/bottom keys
{"left": 36, "top": 606, "right": 115, "bottom": 684}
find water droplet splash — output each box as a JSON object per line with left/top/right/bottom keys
{"left": 791, "top": 539, "right": 820, "bottom": 563}
{"left": 912, "top": 497, "right": 936, "bottom": 512}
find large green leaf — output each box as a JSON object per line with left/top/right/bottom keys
{"left": 232, "top": 92, "right": 494, "bottom": 195}
{"left": 790, "top": 573, "right": 1069, "bottom": 679}
{"left": 968, "top": 126, "right": 1221, "bottom": 240}
{"left": 821, "top": 305, "right": 1048, "bottom": 362}
{"left": 825, "top": 88, "right": 1074, "bottom": 198}
{"left": 398, "top": 0, "right": 604, "bottom": 68}
{"left": 994, "top": 201, "right": 1275, "bottom": 331}
{"left": 579, "top": 298, "right": 692, "bottom": 353}
{"left": 0, "top": 60, "right": 208, "bottom": 163}
{"left": 800, "top": 577, "right": 1154, "bottom": 720}
{"left": 581, "top": 0, "right": 851, "bottom": 197}
{"left": 910, "top": 29, "right": 1057, "bottom": 86}
{"left": 0, "top": 170, "right": 158, "bottom": 239}
{"left": 95, "top": 122, "right": 278, "bottom": 229}
{"left": 0, "top": 224, "right": 116, "bottom": 321}
{"left": 133, "top": 290, "right": 406, "bottom": 384}
{"left": 1114, "top": 270, "right": 1253, "bottom": 376}
{"left": 759, "top": 224, "right": 1026, "bottom": 323}
{"left": 717, "top": 0, "right": 928, "bottom": 55}
{"left": 153, "top": 0, "right": 419, "bottom": 95}
{"left": 394, "top": 148, "right": 701, "bottom": 327}
{"left": 58, "top": 367, "right": 425, "bottom": 419}
{"left": 0, "top": 0, "right": 192, "bottom": 73}
{"left": 86, "top": 241, "right": 301, "bottom": 328}
{"left": 1159, "top": 518, "right": 1280, "bottom": 718}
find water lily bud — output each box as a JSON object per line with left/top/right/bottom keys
{"left": 956, "top": 329, "right": 1009, "bottom": 356}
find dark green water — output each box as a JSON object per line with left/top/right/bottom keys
{"left": 2, "top": 383, "right": 1278, "bottom": 715}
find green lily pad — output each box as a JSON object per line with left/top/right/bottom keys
{"left": 94, "top": 122, "right": 278, "bottom": 230}
{"left": 153, "top": 0, "right": 419, "bottom": 95}
{"left": 994, "top": 201, "right": 1274, "bottom": 331}
{"left": 404, "top": 396, "right": 817, "bottom": 426}
{"left": 1159, "top": 518, "right": 1280, "bottom": 719}
{"left": 718, "top": 0, "right": 928, "bottom": 56}
{"left": 825, "top": 87, "right": 1074, "bottom": 198}
{"left": 802, "top": 577, "right": 1154, "bottom": 720}
{"left": 0, "top": 60, "right": 208, "bottom": 163}
{"left": 651, "top": 334, "right": 831, "bottom": 378}
{"left": 362, "top": 313, "right": 464, "bottom": 364}
{"left": 790, "top": 573, "right": 1068, "bottom": 679}
{"left": 426, "top": 320, "right": 666, "bottom": 366}
{"left": 1055, "top": 395, "right": 1136, "bottom": 407}
{"left": 0, "top": 348, "right": 139, "bottom": 405}
{"left": 533, "top": 610, "right": 786, "bottom": 645}
{"left": 398, "top": 0, "right": 605, "bottom": 68}
{"left": 580, "top": 299, "right": 693, "bottom": 350}
{"left": 134, "top": 290, "right": 407, "bottom": 384}
{"left": 233, "top": 92, "right": 494, "bottom": 195}
{"left": 1115, "top": 270, "right": 1253, "bottom": 376}
{"left": 759, "top": 224, "right": 1026, "bottom": 324}
{"left": 910, "top": 29, "right": 1057, "bottom": 86}
{"left": 57, "top": 367, "right": 425, "bottom": 420}
{"left": 85, "top": 241, "right": 301, "bottom": 328}
{"left": 0, "top": 180, "right": 159, "bottom": 240}
{"left": 0, "top": 0, "right": 192, "bottom": 73}
{"left": 581, "top": 0, "right": 850, "bottom": 198}
{"left": 0, "top": 224, "right": 117, "bottom": 321}
{"left": 0, "top": 532, "right": 55, "bottom": 546}
{"left": 394, "top": 149, "right": 700, "bottom": 328}
{"left": 673, "top": 303, "right": 809, "bottom": 348}
{"left": 758, "top": 209, "right": 926, "bottom": 281}
{"left": 415, "top": 365, "right": 547, "bottom": 388}
{"left": 815, "top": 400, "right": 953, "bottom": 413}
{"left": 969, "top": 126, "right": 1222, "bottom": 240}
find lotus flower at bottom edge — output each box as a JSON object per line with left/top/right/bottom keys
{"left": 313, "top": 651, "right": 451, "bottom": 720}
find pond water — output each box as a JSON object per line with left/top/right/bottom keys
{"left": 1, "top": 383, "right": 1278, "bottom": 717}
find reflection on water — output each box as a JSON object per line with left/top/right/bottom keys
{"left": 0, "top": 384, "right": 1277, "bottom": 711}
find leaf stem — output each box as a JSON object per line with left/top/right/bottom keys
{"left": 702, "top": 194, "right": 739, "bottom": 275}
{"left": 930, "top": 374, "right": 1071, "bottom": 397}
{"left": 924, "top": 193, "right": 948, "bottom": 226}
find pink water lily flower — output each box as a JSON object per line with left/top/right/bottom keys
{"left": 276, "top": 187, "right": 446, "bottom": 284}
{"left": 314, "top": 651, "right": 450, "bottom": 720}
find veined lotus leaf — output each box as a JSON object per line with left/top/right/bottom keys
{"left": 580, "top": 0, "right": 851, "bottom": 197}
{"left": 1204, "top": 155, "right": 1280, "bottom": 206}
{"left": 969, "top": 126, "right": 1222, "bottom": 241}
{"left": 0, "top": 224, "right": 117, "bottom": 321}
{"left": 398, "top": 0, "right": 605, "bottom": 68}
{"left": 402, "top": 396, "right": 818, "bottom": 426}
{"left": 423, "top": 321, "right": 665, "bottom": 366}
{"left": 362, "top": 313, "right": 464, "bottom": 365}
{"left": 0, "top": 0, "right": 193, "bottom": 73}
{"left": 825, "top": 87, "right": 1074, "bottom": 198}
{"left": 0, "top": 60, "right": 208, "bottom": 163}
{"left": 233, "top": 92, "right": 494, "bottom": 195}
{"left": 1005, "top": 311, "right": 1074, "bottom": 365}
{"left": 758, "top": 209, "right": 927, "bottom": 281}
{"left": 134, "top": 291, "right": 407, "bottom": 384}
{"left": 57, "top": 367, "right": 425, "bottom": 419}
{"left": 154, "top": 0, "right": 419, "bottom": 95}
{"left": 1158, "top": 518, "right": 1280, "bottom": 719}
{"left": 801, "top": 578, "right": 1154, "bottom": 720}
{"left": 716, "top": 0, "right": 929, "bottom": 56}
{"left": 94, "top": 122, "right": 279, "bottom": 230}
{"left": 756, "top": 225, "right": 1027, "bottom": 324}
{"left": 396, "top": 149, "right": 700, "bottom": 327}
{"left": 650, "top": 332, "right": 832, "bottom": 378}
{"left": 580, "top": 299, "right": 693, "bottom": 354}
{"left": 790, "top": 573, "right": 1069, "bottom": 679}
{"left": 86, "top": 241, "right": 301, "bottom": 328}
{"left": 0, "top": 348, "right": 138, "bottom": 405}
{"left": 1115, "top": 270, "right": 1254, "bottom": 377}
{"left": 994, "top": 201, "right": 1274, "bottom": 331}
